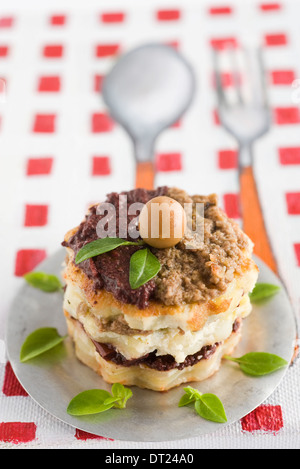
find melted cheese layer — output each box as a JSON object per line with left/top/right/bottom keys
{"left": 64, "top": 294, "right": 251, "bottom": 363}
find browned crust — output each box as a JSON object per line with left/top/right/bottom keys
{"left": 63, "top": 251, "right": 257, "bottom": 331}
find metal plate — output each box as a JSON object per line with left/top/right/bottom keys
{"left": 5, "top": 249, "right": 296, "bottom": 442}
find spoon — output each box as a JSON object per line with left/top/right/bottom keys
{"left": 102, "top": 43, "right": 196, "bottom": 189}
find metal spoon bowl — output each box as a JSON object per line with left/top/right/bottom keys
{"left": 102, "top": 43, "right": 196, "bottom": 188}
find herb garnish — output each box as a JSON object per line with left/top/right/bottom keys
{"left": 67, "top": 383, "right": 133, "bottom": 416}
{"left": 75, "top": 237, "right": 161, "bottom": 289}
{"left": 24, "top": 272, "right": 63, "bottom": 292}
{"left": 129, "top": 248, "right": 161, "bottom": 289}
{"left": 75, "top": 237, "right": 145, "bottom": 264}
{"left": 223, "top": 352, "right": 288, "bottom": 376}
{"left": 179, "top": 386, "right": 227, "bottom": 423}
{"left": 20, "top": 327, "right": 67, "bottom": 362}
{"left": 249, "top": 283, "right": 280, "bottom": 303}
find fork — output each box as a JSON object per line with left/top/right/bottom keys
{"left": 213, "top": 45, "right": 277, "bottom": 272}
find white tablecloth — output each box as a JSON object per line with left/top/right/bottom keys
{"left": 0, "top": 0, "right": 300, "bottom": 448}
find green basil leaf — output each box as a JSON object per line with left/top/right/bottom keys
{"left": 111, "top": 383, "right": 133, "bottom": 409}
{"left": 75, "top": 237, "right": 144, "bottom": 264}
{"left": 24, "top": 272, "right": 62, "bottom": 292}
{"left": 67, "top": 389, "right": 114, "bottom": 415}
{"left": 129, "top": 248, "right": 161, "bottom": 289}
{"left": 179, "top": 386, "right": 202, "bottom": 407}
{"left": 103, "top": 396, "right": 121, "bottom": 406}
{"left": 178, "top": 394, "right": 196, "bottom": 407}
{"left": 183, "top": 386, "right": 202, "bottom": 400}
{"left": 111, "top": 382, "right": 125, "bottom": 398}
{"left": 195, "top": 394, "right": 227, "bottom": 423}
{"left": 249, "top": 283, "right": 280, "bottom": 303}
{"left": 20, "top": 327, "right": 67, "bottom": 362}
{"left": 224, "top": 352, "right": 288, "bottom": 376}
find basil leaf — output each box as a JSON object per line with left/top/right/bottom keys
{"left": 195, "top": 394, "right": 227, "bottom": 423}
{"left": 67, "top": 384, "right": 133, "bottom": 415}
{"left": 67, "top": 390, "right": 114, "bottom": 415}
{"left": 183, "top": 386, "right": 202, "bottom": 400}
{"left": 103, "top": 396, "right": 121, "bottom": 406}
{"left": 24, "top": 272, "right": 62, "bottom": 292}
{"left": 178, "top": 394, "right": 196, "bottom": 407}
{"left": 249, "top": 283, "right": 280, "bottom": 303}
{"left": 75, "top": 237, "right": 144, "bottom": 264}
{"left": 20, "top": 327, "right": 67, "bottom": 362}
{"left": 179, "top": 386, "right": 202, "bottom": 407}
{"left": 111, "top": 383, "right": 133, "bottom": 409}
{"left": 224, "top": 352, "right": 288, "bottom": 376}
{"left": 129, "top": 248, "right": 161, "bottom": 289}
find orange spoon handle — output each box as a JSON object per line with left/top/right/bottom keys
{"left": 135, "top": 161, "right": 155, "bottom": 190}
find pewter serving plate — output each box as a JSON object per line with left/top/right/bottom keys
{"left": 6, "top": 250, "right": 297, "bottom": 442}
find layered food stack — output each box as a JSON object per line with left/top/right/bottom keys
{"left": 62, "top": 187, "right": 258, "bottom": 391}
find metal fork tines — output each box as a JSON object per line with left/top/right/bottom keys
{"left": 213, "top": 45, "right": 271, "bottom": 169}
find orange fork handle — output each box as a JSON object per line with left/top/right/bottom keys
{"left": 240, "top": 166, "right": 277, "bottom": 274}
{"left": 135, "top": 161, "right": 155, "bottom": 190}
{"left": 241, "top": 166, "right": 300, "bottom": 365}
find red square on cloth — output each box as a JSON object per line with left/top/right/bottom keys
{"left": 260, "top": 3, "right": 281, "bottom": 11}
{"left": 156, "top": 9, "right": 181, "bottom": 21}
{"left": 209, "top": 6, "right": 232, "bottom": 15}
{"left": 14, "top": 249, "right": 47, "bottom": 276}
{"left": 2, "top": 362, "right": 28, "bottom": 396}
{"left": 294, "top": 243, "right": 300, "bottom": 266}
{"left": 270, "top": 70, "right": 295, "bottom": 85}
{"left": 91, "top": 113, "right": 114, "bottom": 133}
{"left": 43, "top": 45, "right": 64, "bottom": 58}
{"left": 38, "top": 76, "right": 60, "bottom": 92}
{"left": 223, "top": 193, "right": 240, "bottom": 218}
{"left": 50, "top": 15, "right": 66, "bottom": 25}
{"left": 92, "top": 156, "right": 111, "bottom": 176}
{"left": 95, "top": 44, "right": 120, "bottom": 57}
{"left": 24, "top": 204, "right": 49, "bottom": 227}
{"left": 274, "top": 107, "right": 300, "bottom": 125}
{"left": 286, "top": 192, "right": 300, "bottom": 215}
{"left": 218, "top": 150, "right": 238, "bottom": 169}
{"left": 264, "top": 33, "right": 287, "bottom": 46}
{"left": 101, "top": 12, "right": 125, "bottom": 23}
{"left": 0, "top": 17, "right": 14, "bottom": 27}
{"left": 212, "top": 71, "right": 239, "bottom": 88}
{"left": 0, "top": 46, "right": 9, "bottom": 57}
{"left": 94, "top": 74, "right": 104, "bottom": 93}
{"left": 0, "top": 422, "right": 36, "bottom": 444}
{"left": 26, "top": 157, "right": 53, "bottom": 175}
{"left": 210, "top": 37, "right": 238, "bottom": 50}
{"left": 241, "top": 405, "right": 283, "bottom": 433}
{"left": 156, "top": 152, "right": 182, "bottom": 172}
{"left": 33, "top": 114, "right": 56, "bottom": 133}
{"left": 279, "top": 147, "right": 300, "bottom": 165}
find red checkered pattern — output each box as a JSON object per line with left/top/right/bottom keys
{"left": 26, "top": 157, "right": 53, "bottom": 176}
{"left": 91, "top": 113, "right": 114, "bottom": 132}
{"left": 38, "top": 76, "right": 61, "bottom": 92}
{"left": 1, "top": 0, "right": 299, "bottom": 448}
{"left": 33, "top": 114, "right": 56, "bottom": 133}
{"left": 24, "top": 204, "right": 48, "bottom": 227}
{"left": 43, "top": 45, "right": 64, "bottom": 58}
{"left": 50, "top": 15, "right": 66, "bottom": 26}
{"left": 100, "top": 12, "right": 125, "bottom": 23}
{"left": 92, "top": 156, "right": 111, "bottom": 176}
{"left": 241, "top": 405, "right": 284, "bottom": 433}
